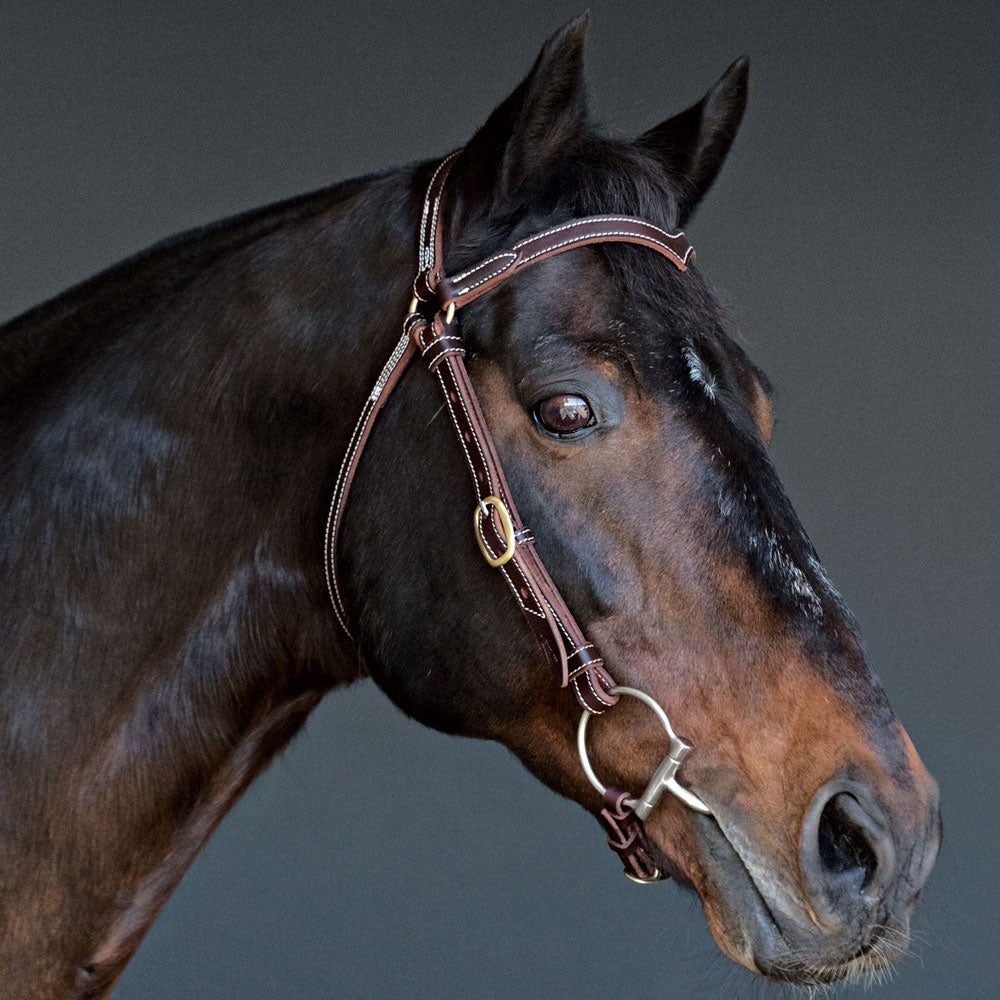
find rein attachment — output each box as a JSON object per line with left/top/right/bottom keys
{"left": 325, "top": 149, "right": 710, "bottom": 883}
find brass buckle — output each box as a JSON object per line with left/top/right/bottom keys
{"left": 625, "top": 868, "right": 664, "bottom": 884}
{"left": 473, "top": 496, "right": 516, "bottom": 568}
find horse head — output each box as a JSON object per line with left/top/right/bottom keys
{"left": 341, "top": 15, "right": 940, "bottom": 985}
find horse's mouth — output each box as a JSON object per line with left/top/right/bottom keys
{"left": 681, "top": 812, "right": 907, "bottom": 985}
{"left": 760, "top": 931, "right": 905, "bottom": 988}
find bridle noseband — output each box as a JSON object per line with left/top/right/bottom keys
{"left": 325, "top": 150, "right": 710, "bottom": 883}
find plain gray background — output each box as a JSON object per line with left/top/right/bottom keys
{"left": 2, "top": 2, "right": 997, "bottom": 997}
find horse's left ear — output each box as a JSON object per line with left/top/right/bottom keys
{"left": 637, "top": 56, "right": 749, "bottom": 226}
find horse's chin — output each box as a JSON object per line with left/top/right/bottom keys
{"left": 676, "top": 813, "right": 910, "bottom": 986}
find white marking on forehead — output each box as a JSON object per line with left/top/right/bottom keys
{"left": 682, "top": 339, "right": 717, "bottom": 400}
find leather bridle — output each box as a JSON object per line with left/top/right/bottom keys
{"left": 325, "top": 151, "right": 711, "bottom": 883}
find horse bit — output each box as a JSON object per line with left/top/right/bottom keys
{"left": 325, "top": 150, "right": 711, "bottom": 883}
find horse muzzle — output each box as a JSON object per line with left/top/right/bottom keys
{"left": 686, "top": 771, "right": 941, "bottom": 984}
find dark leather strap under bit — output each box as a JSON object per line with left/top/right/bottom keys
{"left": 599, "top": 789, "right": 661, "bottom": 882}
{"left": 325, "top": 151, "right": 695, "bottom": 876}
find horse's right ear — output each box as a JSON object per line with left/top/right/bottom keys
{"left": 448, "top": 14, "right": 591, "bottom": 228}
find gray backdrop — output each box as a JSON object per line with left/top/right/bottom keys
{"left": 2, "top": 2, "right": 997, "bottom": 997}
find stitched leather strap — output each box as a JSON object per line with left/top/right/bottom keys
{"left": 414, "top": 149, "right": 462, "bottom": 304}
{"left": 325, "top": 151, "right": 461, "bottom": 636}
{"left": 326, "top": 151, "right": 695, "bottom": 876}
{"left": 410, "top": 309, "right": 618, "bottom": 714}
{"left": 324, "top": 329, "right": 417, "bottom": 637}
{"left": 438, "top": 215, "right": 693, "bottom": 310}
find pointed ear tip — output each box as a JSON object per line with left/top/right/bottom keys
{"left": 726, "top": 55, "right": 751, "bottom": 83}
{"left": 549, "top": 11, "right": 595, "bottom": 49}
{"left": 710, "top": 56, "right": 749, "bottom": 107}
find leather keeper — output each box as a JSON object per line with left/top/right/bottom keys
{"left": 412, "top": 269, "right": 438, "bottom": 304}
{"left": 415, "top": 313, "right": 464, "bottom": 371}
{"left": 566, "top": 643, "right": 604, "bottom": 681}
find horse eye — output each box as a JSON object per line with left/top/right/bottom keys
{"left": 533, "top": 394, "right": 594, "bottom": 436}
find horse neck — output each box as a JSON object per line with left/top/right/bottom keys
{"left": 0, "top": 163, "right": 422, "bottom": 997}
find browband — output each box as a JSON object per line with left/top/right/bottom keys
{"left": 324, "top": 151, "right": 697, "bottom": 881}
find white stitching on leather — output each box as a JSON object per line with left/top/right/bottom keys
{"left": 419, "top": 151, "right": 460, "bottom": 272}
{"left": 434, "top": 365, "right": 481, "bottom": 487}
{"left": 512, "top": 216, "right": 684, "bottom": 248}
{"left": 573, "top": 676, "right": 602, "bottom": 714}
{"left": 450, "top": 251, "right": 518, "bottom": 286}
{"left": 449, "top": 221, "right": 692, "bottom": 298}
{"left": 432, "top": 363, "right": 543, "bottom": 626}
{"left": 426, "top": 195, "right": 442, "bottom": 274}
{"left": 443, "top": 362, "right": 496, "bottom": 497}
{"left": 433, "top": 371, "right": 548, "bottom": 625}
{"left": 585, "top": 668, "right": 616, "bottom": 706}
{"left": 518, "top": 231, "right": 691, "bottom": 268}
{"left": 567, "top": 658, "right": 605, "bottom": 681}
{"left": 500, "top": 565, "right": 547, "bottom": 619}
{"left": 367, "top": 330, "right": 413, "bottom": 401}
{"left": 420, "top": 334, "right": 464, "bottom": 355}
{"left": 435, "top": 358, "right": 538, "bottom": 639}
{"left": 325, "top": 330, "right": 412, "bottom": 636}
{"left": 455, "top": 256, "right": 520, "bottom": 295}
{"left": 426, "top": 346, "right": 466, "bottom": 371}
{"left": 324, "top": 398, "right": 373, "bottom": 636}
{"left": 542, "top": 595, "right": 574, "bottom": 645}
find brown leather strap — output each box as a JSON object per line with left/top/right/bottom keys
{"left": 410, "top": 310, "right": 618, "bottom": 714}
{"left": 599, "top": 788, "right": 662, "bottom": 882}
{"left": 326, "top": 151, "right": 696, "bottom": 877}
{"left": 438, "top": 215, "right": 693, "bottom": 310}
{"left": 324, "top": 328, "right": 417, "bottom": 637}
{"left": 325, "top": 152, "right": 461, "bottom": 635}
{"left": 414, "top": 149, "right": 462, "bottom": 304}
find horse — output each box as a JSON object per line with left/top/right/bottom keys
{"left": 0, "top": 14, "right": 939, "bottom": 999}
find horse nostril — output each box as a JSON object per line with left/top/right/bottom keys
{"left": 817, "top": 794, "right": 879, "bottom": 891}
{"left": 801, "top": 787, "right": 896, "bottom": 925}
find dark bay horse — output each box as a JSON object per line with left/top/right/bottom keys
{"left": 0, "top": 16, "right": 939, "bottom": 998}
